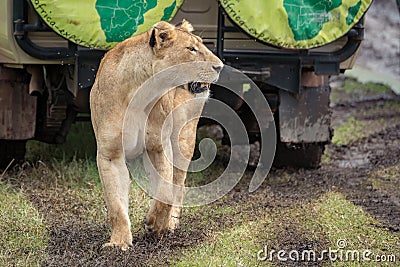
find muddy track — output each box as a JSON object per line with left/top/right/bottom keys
{"left": 31, "top": 92, "right": 399, "bottom": 266}
{"left": 2, "top": 86, "right": 399, "bottom": 266}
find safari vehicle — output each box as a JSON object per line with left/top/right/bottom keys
{"left": 0, "top": 0, "right": 372, "bottom": 168}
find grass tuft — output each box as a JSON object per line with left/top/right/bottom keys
{"left": 0, "top": 183, "right": 48, "bottom": 267}
{"left": 339, "top": 79, "right": 392, "bottom": 95}
{"left": 26, "top": 122, "right": 97, "bottom": 162}
{"left": 332, "top": 117, "right": 366, "bottom": 145}
{"left": 314, "top": 192, "right": 400, "bottom": 266}
{"left": 173, "top": 191, "right": 400, "bottom": 266}
{"left": 174, "top": 221, "right": 265, "bottom": 267}
{"left": 367, "top": 166, "right": 400, "bottom": 193}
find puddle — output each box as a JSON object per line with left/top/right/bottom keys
{"left": 337, "top": 150, "right": 370, "bottom": 168}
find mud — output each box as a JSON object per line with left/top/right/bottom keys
{"left": 1, "top": 81, "right": 395, "bottom": 266}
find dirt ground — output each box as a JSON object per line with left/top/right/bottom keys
{"left": 2, "top": 87, "right": 400, "bottom": 264}
{"left": 2, "top": 79, "right": 398, "bottom": 266}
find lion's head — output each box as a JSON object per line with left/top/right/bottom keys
{"left": 149, "top": 20, "right": 223, "bottom": 93}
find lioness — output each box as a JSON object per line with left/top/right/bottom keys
{"left": 90, "top": 20, "right": 223, "bottom": 250}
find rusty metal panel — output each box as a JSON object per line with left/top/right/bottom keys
{"left": 0, "top": 66, "right": 36, "bottom": 140}
{"left": 279, "top": 72, "right": 331, "bottom": 143}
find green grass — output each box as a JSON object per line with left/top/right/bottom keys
{"left": 173, "top": 192, "right": 400, "bottom": 266}
{"left": 26, "top": 122, "right": 97, "bottom": 162}
{"left": 332, "top": 116, "right": 367, "bottom": 145}
{"left": 0, "top": 183, "right": 48, "bottom": 267}
{"left": 24, "top": 122, "right": 102, "bottom": 189}
{"left": 315, "top": 193, "right": 400, "bottom": 267}
{"left": 339, "top": 79, "right": 392, "bottom": 95}
{"left": 0, "top": 122, "right": 104, "bottom": 266}
{"left": 1, "top": 108, "right": 399, "bottom": 265}
{"left": 332, "top": 101, "right": 400, "bottom": 146}
{"left": 174, "top": 221, "right": 267, "bottom": 267}
{"left": 321, "top": 148, "right": 333, "bottom": 164}
{"left": 173, "top": 201, "right": 267, "bottom": 267}
{"left": 331, "top": 83, "right": 400, "bottom": 145}
{"left": 0, "top": 121, "right": 153, "bottom": 265}
{"left": 367, "top": 166, "right": 400, "bottom": 193}
{"left": 330, "top": 78, "right": 393, "bottom": 105}
{"left": 363, "top": 102, "right": 400, "bottom": 116}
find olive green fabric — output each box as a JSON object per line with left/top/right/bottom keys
{"left": 30, "top": 0, "right": 183, "bottom": 49}
{"left": 220, "top": 0, "right": 373, "bottom": 49}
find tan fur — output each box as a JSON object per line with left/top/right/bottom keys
{"left": 90, "top": 20, "right": 223, "bottom": 250}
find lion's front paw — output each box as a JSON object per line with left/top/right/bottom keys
{"left": 168, "top": 215, "right": 180, "bottom": 232}
{"left": 144, "top": 202, "right": 173, "bottom": 235}
{"left": 102, "top": 241, "right": 131, "bottom": 251}
{"left": 168, "top": 206, "right": 181, "bottom": 232}
{"left": 103, "top": 232, "right": 133, "bottom": 251}
{"left": 144, "top": 213, "right": 180, "bottom": 235}
{"left": 144, "top": 213, "right": 170, "bottom": 235}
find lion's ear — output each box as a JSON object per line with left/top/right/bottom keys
{"left": 149, "top": 21, "right": 177, "bottom": 49}
{"left": 176, "top": 19, "right": 194, "bottom": 33}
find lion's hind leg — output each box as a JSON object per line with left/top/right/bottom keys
{"left": 97, "top": 147, "right": 132, "bottom": 250}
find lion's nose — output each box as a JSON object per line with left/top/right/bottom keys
{"left": 212, "top": 64, "right": 223, "bottom": 73}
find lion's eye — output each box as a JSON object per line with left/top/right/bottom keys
{"left": 187, "top": 46, "right": 198, "bottom": 52}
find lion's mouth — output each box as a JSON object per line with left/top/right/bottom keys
{"left": 189, "top": 82, "right": 210, "bottom": 94}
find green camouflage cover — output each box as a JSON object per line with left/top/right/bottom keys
{"left": 220, "top": 0, "right": 372, "bottom": 48}
{"left": 31, "top": 0, "right": 183, "bottom": 49}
